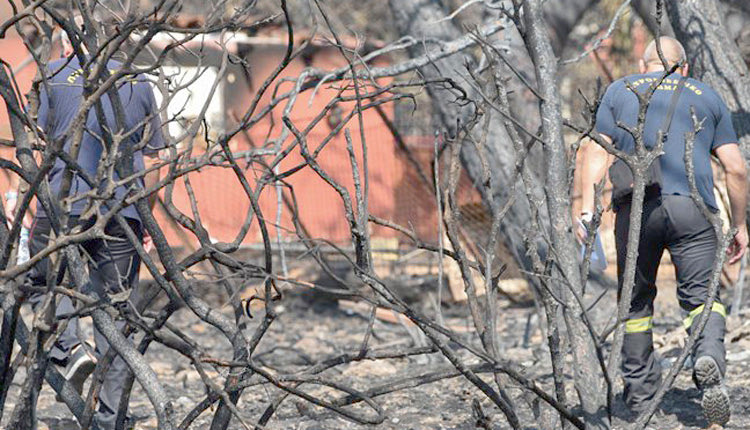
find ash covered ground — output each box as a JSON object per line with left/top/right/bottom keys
{"left": 4, "top": 272, "right": 750, "bottom": 430}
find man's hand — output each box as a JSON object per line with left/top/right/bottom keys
{"left": 727, "top": 224, "right": 748, "bottom": 265}
{"left": 576, "top": 212, "right": 593, "bottom": 244}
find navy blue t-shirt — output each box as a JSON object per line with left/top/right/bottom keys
{"left": 596, "top": 71, "right": 737, "bottom": 211}
{"left": 36, "top": 57, "right": 165, "bottom": 220}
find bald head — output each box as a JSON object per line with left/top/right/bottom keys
{"left": 641, "top": 37, "right": 687, "bottom": 71}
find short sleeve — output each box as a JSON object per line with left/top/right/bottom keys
{"left": 711, "top": 96, "right": 738, "bottom": 150}
{"left": 141, "top": 83, "right": 166, "bottom": 155}
{"left": 595, "top": 83, "right": 618, "bottom": 138}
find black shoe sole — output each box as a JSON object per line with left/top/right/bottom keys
{"left": 702, "top": 386, "right": 730, "bottom": 427}
{"left": 694, "top": 356, "right": 730, "bottom": 426}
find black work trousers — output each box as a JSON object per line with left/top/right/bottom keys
{"left": 615, "top": 195, "right": 726, "bottom": 409}
{"left": 26, "top": 216, "right": 142, "bottom": 430}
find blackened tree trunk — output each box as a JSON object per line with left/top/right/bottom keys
{"left": 389, "top": 0, "right": 609, "bottom": 427}
{"left": 522, "top": 0, "right": 608, "bottom": 427}
{"left": 387, "top": 0, "right": 600, "bottom": 276}
{"left": 387, "top": 0, "right": 536, "bottom": 275}
{"left": 631, "top": 0, "right": 675, "bottom": 37}
{"left": 666, "top": 0, "right": 750, "bottom": 159}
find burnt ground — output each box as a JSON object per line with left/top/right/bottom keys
{"left": 4, "top": 273, "right": 750, "bottom": 430}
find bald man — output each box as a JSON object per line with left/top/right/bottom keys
{"left": 578, "top": 37, "right": 747, "bottom": 425}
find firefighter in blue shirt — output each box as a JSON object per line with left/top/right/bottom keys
{"left": 578, "top": 37, "right": 748, "bottom": 426}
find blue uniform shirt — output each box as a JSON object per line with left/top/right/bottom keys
{"left": 36, "top": 57, "right": 165, "bottom": 220}
{"left": 596, "top": 71, "right": 738, "bottom": 211}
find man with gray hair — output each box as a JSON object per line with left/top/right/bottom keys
{"left": 578, "top": 36, "right": 748, "bottom": 425}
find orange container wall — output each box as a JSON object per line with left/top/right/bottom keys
{"left": 152, "top": 41, "right": 403, "bottom": 247}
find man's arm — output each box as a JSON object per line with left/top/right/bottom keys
{"left": 715, "top": 143, "right": 748, "bottom": 264}
{"left": 4, "top": 172, "right": 21, "bottom": 227}
{"left": 140, "top": 80, "right": 166, "bottom": 213}
{"left": 141, "top": 152, "right": 162, "bottom": 253}
{"left": 580, "top": 135, "right": 614, "bottom": 214}
{"left": 577, "top": 135, "right": 614, "bottom": 242}
{"left": 143, "top": 152, "right": 161, "bottom": 211}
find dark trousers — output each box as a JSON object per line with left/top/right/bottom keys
{"left": 615, "top": 195, "right": 726, "bottom": 409}
{"left": 27, "top": 216, "right": 142, "bottom": 429}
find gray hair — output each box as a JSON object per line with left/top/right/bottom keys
{"left": 59, "top": 14, "right": 85, "bottom": 51}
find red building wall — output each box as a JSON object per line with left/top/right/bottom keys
{"left": 0, "top": 29, "right": 474, "bottom": 250}
{"left": 156, "top": 40, "right": 405, "bottom": 247}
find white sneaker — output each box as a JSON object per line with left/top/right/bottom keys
{"left": 55, "top": 343, "right": 97, "bottom": 402}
